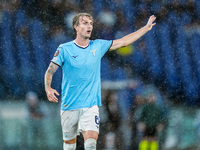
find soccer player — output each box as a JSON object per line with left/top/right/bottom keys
{"left": 44, "top": 13, "right": 156, "bottom": 150}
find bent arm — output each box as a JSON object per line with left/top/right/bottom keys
{"left": 44, "top": 62, "right": 60, "bottom": 102}
{"left": 109, "top": 15, "right": 156, "bottom": 51}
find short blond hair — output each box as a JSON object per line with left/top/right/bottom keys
{"left": 72, "top": 13, "right": 93, "bottom": 30}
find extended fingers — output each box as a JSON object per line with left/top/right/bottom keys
{"left": 148, "top": 16, "right": 155, "bottom": 23}
{"left": 150, "top": 15, "right": 156, "bottom": 22}
{"left": 48, "top": 92, "right": 58, "bottom": 103}
{"left": 150, "top": 15, "right": 156, "bottom": 18}
{"left": 147, "top": 15, "right": 156, "bottom": 29}
{"left": 48, "top": 95, "right": 56, "bottom": 102}
{"left": 51, "top": 94, "right": 58, "bottom": 102}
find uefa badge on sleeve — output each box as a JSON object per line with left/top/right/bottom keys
{"left": 54, "top": 50, "right": 59, "bottom": 57}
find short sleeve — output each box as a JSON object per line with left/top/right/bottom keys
{"left": 99, "top": 40, "right": 113, "bottom": 57}
{"left": 51, "top": 46, "right": 64, "bottom": 66}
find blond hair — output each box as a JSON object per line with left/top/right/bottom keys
{"left": 72, "top": 13, "right": 93, "bottom": 31}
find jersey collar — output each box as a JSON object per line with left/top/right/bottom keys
{"left": 73, "top": 40, "right": 90, "bottom": 49}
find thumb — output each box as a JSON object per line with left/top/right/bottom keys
{"left": 54, "top": 90, "right": 60, "bottom": 96}
{"left": 152, "top": 23, "right": 156, "bottom": 26}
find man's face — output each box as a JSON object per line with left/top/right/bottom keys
{"left": 75, "top": 16, "right": 93, "bottom": 39}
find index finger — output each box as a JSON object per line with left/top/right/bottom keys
{"left": 51, "top": 94, "right": 58, "bottom": 102}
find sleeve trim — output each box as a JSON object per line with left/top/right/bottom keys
{"left": 51, "top": 61, "right": 61, "bottom": 67}
{"left": 108, "top": 40, "right": 113, "bottom": 50}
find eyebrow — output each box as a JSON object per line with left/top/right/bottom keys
{"left": 81, "top": 17, "right": 93, "bottom": 24}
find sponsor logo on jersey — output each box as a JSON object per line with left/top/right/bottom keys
{"left": 72, "top": 55, "right": 79, "bottom": 58}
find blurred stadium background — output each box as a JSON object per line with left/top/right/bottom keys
{"left": 1, "top": 0, "right": 200, "bottom": 149}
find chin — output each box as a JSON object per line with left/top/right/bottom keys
{"left": 84, "top": 35, "right": 91, "bottom": 39}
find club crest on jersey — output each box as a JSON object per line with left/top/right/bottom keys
{"left": 54, "top": 50, "right": 59, "bottom": 57}
{"left": 90, "top": 49, "right": 96, "bottom": 56}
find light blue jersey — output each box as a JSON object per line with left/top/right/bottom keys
{"left": 51, "top": 39, "right": 112, "bottom": 111}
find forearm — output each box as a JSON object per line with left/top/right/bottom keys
{"left": 110, "top": 26, "right": 149, "bottom": 50}
{"left": 123, "top": 26, "right": 149, "bottom": 46}
{"left": 44, "top": 71, "right": 53, "bottom": 91}
{"left": 44, "top": 62, "right": 59, "bottom": 91}
{"left": 110, "top": 15, "right": 156, "bottom": 50}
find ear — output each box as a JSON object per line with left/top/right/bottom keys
{"left": 74, "top": 25, "right": 78, "bottom": 32}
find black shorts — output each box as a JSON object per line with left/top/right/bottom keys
{"left": 144, "top": 126, "right": 157, "bottom": 137}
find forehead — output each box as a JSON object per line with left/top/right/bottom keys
{"left": 79, "top": 16, "right": 93, "bottom": 23}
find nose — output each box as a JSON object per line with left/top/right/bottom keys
{"left": 88, "top": 24, "right": 93, "bottom": 29}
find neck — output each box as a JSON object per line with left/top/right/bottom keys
{"left": 74, "top": 36, "right": 89, "bottom": 48}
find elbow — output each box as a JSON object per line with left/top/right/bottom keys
{"left": 122, "top": 41, "right": 128, "bottom": 47}
{"left": 44, "top": 70, "right": 48, "bottom": 77}
{"left": 120, "top": 37, "right": 129, "bottom": 47}
{"left": 44, "top": 71, "right": 48, "bottom": 81}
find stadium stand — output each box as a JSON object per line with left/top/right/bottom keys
{"left": 1, "top": 0, "right": 200, "bottom": 149}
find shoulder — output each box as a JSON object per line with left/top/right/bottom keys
{"left": 92, "top": 39, "right": 109, "bottom": 42}
{"left": 57, "top": 41, "right": 74, "bottom": 54}
{"left": 90, "top": 39, "right": 112, "bottom": 45}
{"left": 59, "top": 41, "right": 74, "bottom": 48}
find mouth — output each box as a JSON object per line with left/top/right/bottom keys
{"left": 87, "top": 30, "right": 91, "bottom": 34}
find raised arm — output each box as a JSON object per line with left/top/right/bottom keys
{"left": 109, "top": 15, "right": 156, "bottom": 51}
{"left": 44, "top": 62, "right": 60, "bottom": 103}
